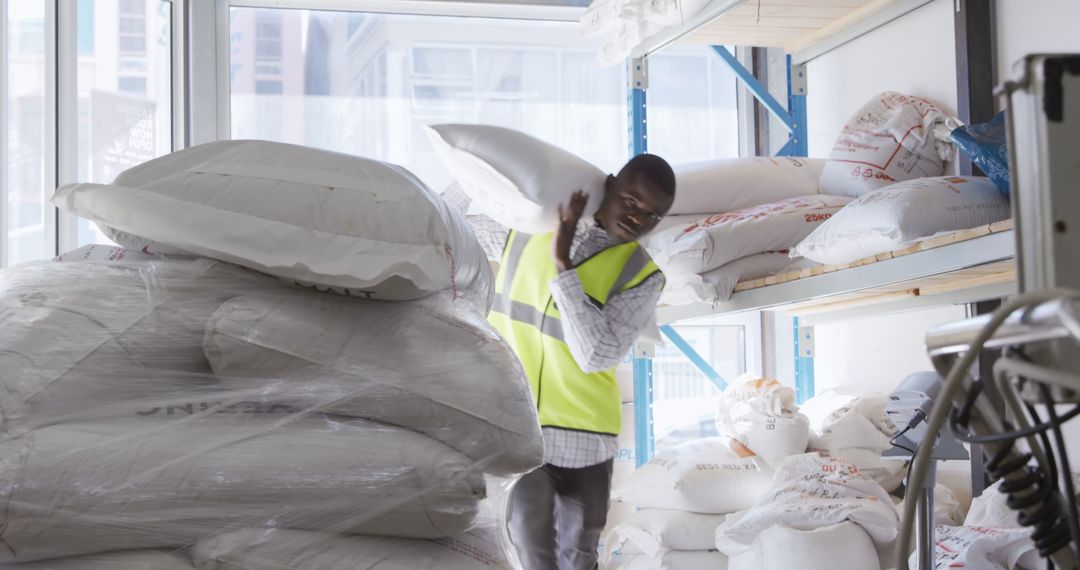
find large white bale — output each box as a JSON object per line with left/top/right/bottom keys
{"left": 203, "top": 292, "right": 542, "bottom": 475}
{"left": 0, "top": 551, "right": 194, "bottom": 569}
{"left": 0, "top": 257, "right": 285, "bottom": 436}
{"left": 602, "top": 509, "right": 730, "bottom": 560}
{"left": 715, "top": 454, "right": 899, "bottom": 557}
{"left": 192, "top": 527, "right": 512, "bottom": 570}
{"left": 725, "top": 522, "right": 880, "bottom": 570}
{"left": 908, "top": 525, "right": 1040, "bottom": 570}
{"left": 426, "top": 124, "right": 606, "bottom": 234}
{"left": 820, "top": 92, "right": 954, "bottom": 197}
{"left": 716, "top": 378, "right": 811, "bottom": 468}
{"left": 612, "top": 437, "right": 773, "bottom": 514}
{"left": 53, "top": 140, "right": 490, "bottom": 301}
{"left": 806, "top": 393, "right": 906, "bottom": 492}
{"left": 0, "top": 416, "right": 485, "bottom": 562}
{"left": 792, "top": 176, "right": 1011, "bottom": 265}
{"left": 669, "top": 157, "right": 827, "bottom": 215}
{"left": 649, "top": 196, "right": 851, "bottom": 276}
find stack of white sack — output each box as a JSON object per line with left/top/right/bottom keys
{"left": 425, "top": 123, "right": 844, "bottom": 305}
{"left": 715, "top": 378, "right": 811, "bottom": 468}
{"left": 801, "top": 391, "right": 908, "bottom": 492}
{"left": 0, "top": 141, "right": 544, "bottom": 565}
{"left": 603, "top": 437, "right": 774, "bottom": 569}
{"left": 717, "top": 454, "right": 900, "bottom": 570}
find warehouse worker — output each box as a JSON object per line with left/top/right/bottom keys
{"left": 487, "top": 154, "right": 676, "bottom": 570}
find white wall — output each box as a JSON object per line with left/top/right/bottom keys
{"left": 812, "top": 305, "right": 967, "bottom": 396}
{"left": 805, "top": 0, "right": 958, "bottom": 157}
{"left": 996, "top": 0, "right": 1080, "bottom": 81}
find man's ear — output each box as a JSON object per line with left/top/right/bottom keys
{"left": 604, "top": 174, "right": 617, "bottom": 195}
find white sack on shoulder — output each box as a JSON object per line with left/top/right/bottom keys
{"left": 658, "top": 252, "right": 795, "bottom": 306}
{"left": 650, "top": 195, "right": 851, "bottom": 276}
{"left": 0, "top": 416, "right": 484, "bottom": 562}
{"left": 792, "top": 176, "right": 1010, "bottom": 265}
{"left": 0, "top": 257, "right": 285, "bottom": 436}
{"left": 426, "top": 124, "right": 606, "bottom": 234}
{"left": 725, "top": 522, "right": 880, "bottom": 570}
{"left": 193, "top": 527, "right": 512, "bottom": 570}
{"left": 53, "top": 140, "right": 491, "bottom": 301}
{"left": 0, "top": 551, "right": 195, "bottom": 569}
{"left": 203, "top": 292, "right": 542, "bottom": 475}
{"left": 820, "top": 92, "right": 953, "bottom": 197}
{"left": 611, "top": 437, "right": 772, "bottom": 514}
{"left": 715, "top": 454, "right": 899, "bottom": 556}
{"left": 602, "top": 509, "right": 730, "bottom": 561}
{"left": 669, "top": 157, "right": 826, "bottom": 216}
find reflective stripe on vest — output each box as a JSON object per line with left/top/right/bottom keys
{"left": 488, "top": 230, "right": 660, "bottom": 435}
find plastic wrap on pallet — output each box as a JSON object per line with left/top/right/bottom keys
{"left": 0, "top": 253, "right": 541, "bottom": 564}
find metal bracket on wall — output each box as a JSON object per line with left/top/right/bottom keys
{"left": 794, "top": 320, "right": 815, "bottom": 403}
{"left": 632, "top": 342, "right": 655, "bottom": 467}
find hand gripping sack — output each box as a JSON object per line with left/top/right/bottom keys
{"left": 425, "top": 124, "right": 606, "bottom": 234}
{"left": 0, "top": 416, "right": 485, "bottom": 562}
{"left": 820, "top": 92, "right": 954, "bottom": 197}
{"left": 53, "top": 140, "right": 490, "bottom": 302}
{"left": 649, "top": 195, "right": 851, "bottom": 276}
{"left": 203, "top": 292, "right": 543, "bottom": 475}
{"left": 791, "top": 176, "right": 1010, "bottom": 266}
{"left": 611, "top": 437, "right": 772, "bottom": 514}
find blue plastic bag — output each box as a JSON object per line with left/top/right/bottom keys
{"left": 950, "top": 110, "right": 1011, "bottom": 196}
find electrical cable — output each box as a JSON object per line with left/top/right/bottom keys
{"left": 897, "top": 289, "right": 1080, "bottom": 570}
{"left": 1040, "top": 383, "right": 1080, "bottom": 562}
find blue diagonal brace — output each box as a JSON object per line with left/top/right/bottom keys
{"left": 659, "top": 325, "right": 727, "bottom": 391}
{"left": 711, "top": 45, "right": 796, "bottom": 134}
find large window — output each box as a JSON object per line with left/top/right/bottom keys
{"left": 76, "top": 0, "right": 174, "bottom": 246}
{"left": 2, "top": 1, "right": 50, "bottom": 266}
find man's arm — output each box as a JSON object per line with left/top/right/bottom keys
{"left": 549, "top": 271, "right": 664, "bottom": 373}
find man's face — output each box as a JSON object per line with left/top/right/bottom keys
{"left": 595, "top": 173, "right": 674, "bottom": 244}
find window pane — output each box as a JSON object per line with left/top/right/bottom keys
{"left": 76, "top": 0, "right": 173, "bottom": 246}
{"left": 230, "top": 9, "right": 629, "bottom": 194}
{"left": 3, "top": 0, "right": 51, "bottom": 266}
{"left": 648, "top": 46, "right": 740, "bottom": 164}
{"left": 652, "top": 323, "right": 746, "bottom": 454}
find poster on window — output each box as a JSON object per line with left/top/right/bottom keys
{"left": 90, "top": 89, "right": 156, "bottom": 183}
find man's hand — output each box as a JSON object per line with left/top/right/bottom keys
{"left": 553, "top": 190, "right": 588, "bottom": 273}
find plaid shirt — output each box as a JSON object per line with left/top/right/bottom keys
{"left": 462, "top": 198, "right": 662, "bottom": 468}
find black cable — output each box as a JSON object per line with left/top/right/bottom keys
{"left": 947, "top": 404, "right": 1080, "bottom": 444}
{"left": 890, "top": 422, "right": 919, "bottom": 455}
{"left": 1039, "top": 383, "right": 1080, "bottom": 563}
{"left": 1025, "top": 401, "right": 1060, "bottom": 487}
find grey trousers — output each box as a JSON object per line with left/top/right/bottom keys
{"left": 507, "top": 461, "right": 613, "bottom": 570}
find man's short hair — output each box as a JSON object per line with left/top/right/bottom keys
{"left": 617, "top": 154, "right": 676, "bottom": 198}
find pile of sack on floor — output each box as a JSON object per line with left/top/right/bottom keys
{"left": 427, "top": 92, "right": 1012, "bottom": 309}
{"left": 0, "top": 140, "right": 543, "bottom": 568}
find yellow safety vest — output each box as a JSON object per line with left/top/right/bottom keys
{"left": 489, "top": 230, "right": 660, "bottom": 435}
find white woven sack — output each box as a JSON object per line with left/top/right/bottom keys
{"left": 605, "top": 549, "right": 728, "bottom": 570}
{"left": 650, "top": 195, "right": 851, "bottom": 275}
{"left": 807, "top": 394, "right": 907, "bottom": 491}
{"left": 792, "top": 176, "right": 1010, "bottom": 265}
{"left": 659, "top": 252, "right": 795, "bottom": 306}
{"left": 715, "top": 454, "right": 899, "bottom": 556}
{"left": 53, "top": 140, "right": 490, "bottom": 301}
{"left": 0, "top": 416, "right": 484, "bottom": 562}
{"left": 611, "top": 437, "right": 772, "bottom": 514}
{"left": 426, "top": 124, "right": 606, "bottom": 234}
{"left": 0, "top": 257, "right": 285, "bottom": 436}
{"left": 820, "top": 92, "right": 954, "bottom": 197}
{"left": 669, "top": 157, "right": 826, "bottom": 215}
{"left": 193, "top": 527, "right": 512, "bottom": 570}
{"left": 203, "top": 292, "right": 543, "bottom": 476}
{"left": 908, "top": 525, "right": 1040, "bottom": 570}
{"left": 716, "top": 378, "right": 810, "bottom": 468}
{"left": 602, "top": 509, "right": 730, "bottom": 560}
{"left": 0, "top": 551, "right": 195, "bottom": 569}
{"left": 725, "top": 522, "right": 880, "bottom": 570}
